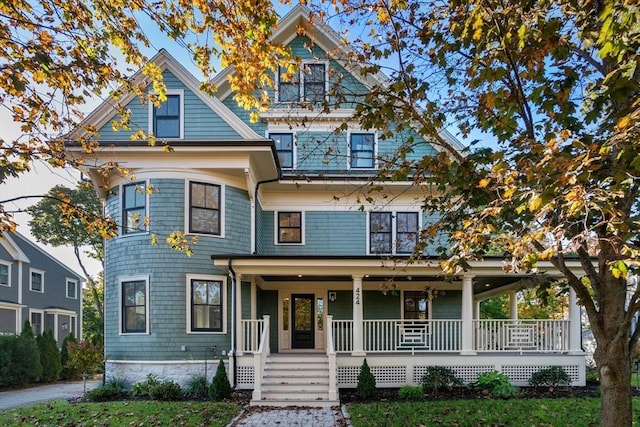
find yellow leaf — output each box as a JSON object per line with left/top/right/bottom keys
{"left": 616, "top": 116, "right": 630, "bottom": 130}
{"left": 478, "top": 178, "right": 491, "bottom": 188}
{"left": 529, "top": 194, "right": 542, "bottom": 212}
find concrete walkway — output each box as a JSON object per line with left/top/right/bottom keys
{"left": 228, "top": 405, "right": 351, "bottom": 427}
{"left": 0, "top": 379, "right": 102, "bottom": 411}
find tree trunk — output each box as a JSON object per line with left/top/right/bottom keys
{"left": 596, "top": 341, "right": 632, "bottom": 427}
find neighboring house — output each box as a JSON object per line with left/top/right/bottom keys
{"left": 67, "top": 5, "right": 585, "bottom": 406}
{"left": 0, "top": 231, "right": 83, "bottom": 345}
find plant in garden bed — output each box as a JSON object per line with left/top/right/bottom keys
{"left": 87, "top": 378, "right": 128, "bottom": 402}
{"left": 186, "top": 374, "right": 209, "bottom": 398}
{"left": 528, "top": 366, "right": 571, "bottom": 390}
{"left": 356, "top": 358, "right": 377, "bottom": 399}
{"left": 131, "top": 374, "right": 161, "bottom": 397}
{"left": 472, "top": 370, "right": 517, "bottom": 398}
{"left": 209, "top": 360, "right": 232, "bottom": 401}
{"left": 398, "top": 385, "right": 423, "bottom": 401}
{"left": 421, "top": 366, "right": 463, "bottom": 393}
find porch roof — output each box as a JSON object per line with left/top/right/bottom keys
{"left": 211, "top": 255, "right": 581, "bottom": 296}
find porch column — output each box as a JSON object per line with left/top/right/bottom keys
{"left": 568, "top": 287, "right": 583, "bottom": 354}
{"left": 352, "top": 274, "right": 365, "bottom": 356}
{"left": 508, "top": 291, "right": 518, "bottom": 320}
{"left": 235, "top": 273, "right": 243, "bottom": 356}
{"left": 461, "top": 274, "right": 476, "bottom": 355}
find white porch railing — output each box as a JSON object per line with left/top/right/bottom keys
{"left": 240, "top": 318, "right": 266, "bottom": 353}
{"left": 251, "top": 315, "right": 270, "bottom": 401}
{"left": 326, "top": 315, "right": 338, "bottom": 400}
{"left": 328, "top": 318, "right": 570, "bottom": 353}
{"left": 474, "top": 319, "right": 570, "bottom": 352}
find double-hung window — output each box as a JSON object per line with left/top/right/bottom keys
{"left": 190, "top": 278, "right": 223, "bottom": 332}
{"left": 30, "top": 269, "right": 44, "bottom": 292}
{"left": 122, "top": 279, "right": 148, "bottom": 333}
{"left": 152, "top": 93, "right": 181, "bottom": 138}
{"left": 30, "top": 311, "right": 43, "bottom": 335}
{"left": 350, "top": 133, "right": 376, "bottom": 169}
{"left": 189, "top": 182, "right": 221, "bottom": 235}
{"left": 122, "top": 182, "right": 147, "bottom": 235}
{"left": 277, "top": 212, "right": 303, "bottom": 244}
{"left": 369, "top": 212, "right": 420, "bottom": 254}
{"left": 0, "top": 262, "right": 9, "bottom": 287}
{"left": 277, "top": 62, "right": 327, "bottom": 103}
{"left": 270, "top": 133, "right": 294, "bottom": 169}
{"left": 66, "top": 279, "right": 77, "bottom": 299}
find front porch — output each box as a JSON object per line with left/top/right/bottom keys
{"left": 214, "top": 256, "right": 587, "bottom": 406}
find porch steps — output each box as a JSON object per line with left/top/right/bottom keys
{"left": 250, "top": 353, "right": 339, "bottom": 408}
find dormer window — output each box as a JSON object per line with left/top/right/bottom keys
{"left": 149, "top": 89, "right": 184, "bottom": 139}
{"left": 277, "top": 63, "right": 327, "bottom": 103}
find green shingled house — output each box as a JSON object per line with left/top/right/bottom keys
{"left": 67, "top": 5, "right": 586, "bottom": 407}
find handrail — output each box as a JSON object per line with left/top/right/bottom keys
{"left": 251, "top": 315, "right": 270, "bottom": 401}
{"left": 326, "top": 315, "right": 337, "bottom": 400}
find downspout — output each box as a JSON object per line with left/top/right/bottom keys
{"left": 228, "top": 258, "right": 237, "bottom": 388}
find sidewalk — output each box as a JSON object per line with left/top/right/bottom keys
{"left": 0, "top": 379, "right": 101, "bottom": 411}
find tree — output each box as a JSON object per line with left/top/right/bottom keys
{"left": 301, "top": 1, "right": 639, "bottom": 425}
{"left": 28, "top": 181, "right": 106, "bottom": 318}
{"left": 0, "top": 0, "right": 288, "bottom": 235}
{"left": 37, "top": 330, "right": 62, "bottom": 383}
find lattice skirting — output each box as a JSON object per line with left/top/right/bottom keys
{"left": 236, "top": 366, "right": 255, "bottom": 387}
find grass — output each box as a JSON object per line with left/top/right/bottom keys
{"left": 347, "top": 397, "right": 640, "bottom": 427}
{"left": 0, "top": 399, "right": 240, "bottom": 426}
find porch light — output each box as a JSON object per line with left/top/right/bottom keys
{"left": 329, "top": 291, "right": 337, "bottom": 302}
{"left": 297, "top": 274, "right": 303, "bottom": 278}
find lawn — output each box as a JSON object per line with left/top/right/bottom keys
{"left": 347, "top": 397, "right": 640, "bottom": 427}
{"left": 0, "top": 399, "right": 240, "bottom": 426}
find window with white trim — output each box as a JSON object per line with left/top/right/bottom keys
{"left": 269, "top": 133, "right": 294, "bottom": 169}
{"left": 189, "top": 278, "right": 223, "bottom": 332}
{"left": 277, "top": 62, "right": 327, "bottom": 103}
{"left": 369, "top": 212, "right": 420, "bottom": 255}
{"left": 30, "top": 311, "right": 43, "bottom": 335}
{"left": 150, "top": 90, "right": 183, "bottom": 139}
{"left": 0, "top": 262, "right": 9, "bottom": 287}
{"left": 189, "top": 182, "right": 221, "bottom": 235}
{"left": 350, "top": 133, "right": 376, "bottom": 169}
{"left": 277, "top": 212, "right": 303, "bottom": 244}
{"left": 122, "top": 182, "right": 147, "bottom": 235}
{"left": 30, "top": 269, "right": 44, "bottom": 293}
{"left": 66, "top": 279, "right": 77, "bottom": 299}
{"left": 121, "top": 278, "right": 148, "bottom": 334}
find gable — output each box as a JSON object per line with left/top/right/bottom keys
{"left": 72, "top": 50, "right": 262, "bottom": 142}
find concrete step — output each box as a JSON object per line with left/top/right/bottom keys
{"left": 250, "top": 398, "right": 339, "bottom": 408}
{"left": 262, "top": 389, "right": 330, "bottom": 400}
{"left": 262, "top": 382, "right": 330, "bottom": 391}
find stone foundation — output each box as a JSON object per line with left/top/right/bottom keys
{"left": 105, "top": 359, "right": 231, "bottom": 388}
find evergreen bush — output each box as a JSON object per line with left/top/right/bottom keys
{"left": 37, "top": 330, "right": 62, "bottom": 382}
{"left": 356, "top": 358, "right": 377, "bottom": 399}
{"left": 398, "top": 385, "right": 424, "bottom": 401}
{"left": 209, "top": 360, "right": 232, "bottom": 400}
{"left": 15, "top": 321, "right": 42, "bottom": 385}
{"left": 422, "top": 366, "right": 463, "bottom": 392}
{"left": 0, "top": 335, "right": 17, "bottom": 387}
{"left": 60, "top": 334, "right": 79, "bottom": 380}
{"left": 528, "top": 366, "right": 571, "bottom": 388}
{"left": 148, "top": 380, "right": 183, "bottom": 401}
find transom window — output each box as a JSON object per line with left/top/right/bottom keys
{"left": 0, "top": 263, "right": 9, "bottom": 286}
{"left": 277, "top": 212, "right": 302, "bottom": 244}
{"left": 277, "top": 63, "right": 327, "bottom": 103}
{"left": 350, "top": 133, "right": 376, "bottom": 169}
{"left": 122, "top": 280, "right": 147, "bottom": 333}
{"left": 189, "top": 182, "right": 221, "bottom": 235}
{"left": 66, "top": 279, "right": 77, "bottom": 299}
{"left": 270, "top": 133, "right": 294, "bottom": 169}
{"left": 190, "top": 279, "right": 223, "bottom": 332}
{"left": 153, "top": 94, "right": 181, "bottom": 138}
{"left": 404, "top": 291, "right": 430, "bottom": 320}
{"left": 369, "top": 212, "right": 420, "bottom": 254}
{"left": 122, "top": 182, "right": 147, "bottom": 235}
{"left": 30, "top": 269, "right": 44, "bottom": 292}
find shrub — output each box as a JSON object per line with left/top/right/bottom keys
{"left": 149, "top": 380, "right": 183, "bottom": 401}
{"left": 186, "top": 374, "right": 209, "bottom": 398}
{"left": 356, "top": 358, "right": 377, "bottom": 399}
{"left": 422, "top": 366, "right": 463, "bottom": 392}
{"left": 60, "top": 334, "right": 79, "bottom": 380}
{"left": 87, "top": 379, "right": 128, "bottom": 402}
{"left": 529, "top": 366, "right": 571, "bottom": 388}
{"left": 14, "top": 322, "right": 42, "bottom": 385}
{"left": 209, "top": 360, "right": 232, "bottom": 401}
{"left": 66, "top": 339, "right": 103, "bottom": 377}
{"left": 472, "top": 370, "right": 517, "bottom": 397}
{"left": 131, "top": 373, "right": 161, "bottom": 397}
{"left": 585, "top": 366, "right": 599, "bottom": 384}
{"left": 398, "top": 385, "right": 424, "bottom": 401}
{"left": 37, "top": 330, "right": 62, "bottom": 383}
